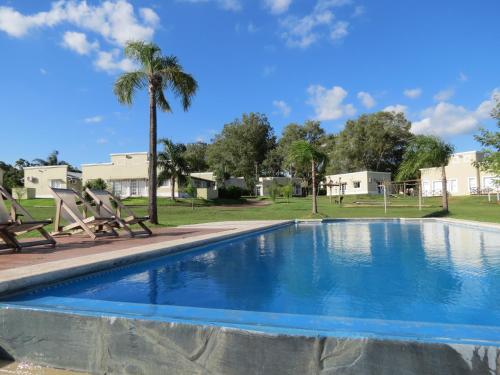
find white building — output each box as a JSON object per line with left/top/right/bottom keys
{"left": 255, "top": 177, "right": 303, "bottom": 197}
{"left": 420, "top": 151, "right": 499, "bottom": 196}
{"left": 325, "top": 171, "right": 392, "bottom": 196}
{"left": 23, "top": 165, "right": 82, "bottom": 198}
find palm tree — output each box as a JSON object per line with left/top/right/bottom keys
{"left": 397, "top": 135, "right": 454, "bottom": 212}
{"left": 288, "top": 140, "right": 327, "bottom": 214}
{"left": 114, "top": 41, "right": 198, "bottom": 224}
{"left": 158, "top": 139, "right": 189, "bottom": 200}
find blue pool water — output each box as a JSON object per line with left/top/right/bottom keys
{"left": 3, "top": 220, "right": 500, "bottom": 344}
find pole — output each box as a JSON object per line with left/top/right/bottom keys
{"left": 418, "top": 179, "right": 422, "bottom": 211}
{"left": 383, "top": 182, "right": 387, "bottom": 214}
{"left": 338, "top": 177, "right": 342, "bottom": 205}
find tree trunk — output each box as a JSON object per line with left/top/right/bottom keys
{"left": 441, "top": 165, "right": 448, "bottom": 213}
{"left": 171, "top": 176, "right": 175, "bottom": 200}
{"left": 148, "top": 84, "right": 158, "bottom": 224}
{"left": 311, "top": 159, "right": 317, "bottom": 214}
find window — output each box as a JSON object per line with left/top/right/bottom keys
{"left": 484, "top": 177, "right": 500, "bottom": 191}
{"left": 49, "top": 179, "right": 64, "bottom": 188}
{"left": 353, "top": 181, "right": 361, "bottom": 188}
{"left": 447, "top": 179, "right": 458, "bottom": 194}
{"left": 160, "top": 179, "right": 170, "bottom": 187}
{"left": 468, "top": 177, "right": 477, "bottom": 193}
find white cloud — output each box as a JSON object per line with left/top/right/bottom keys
{"left": 330, "top": 21, "right": 349, "bottom": 41}
{"left": 352, "top": 5, "right": 365, "bottom": 17}
{"left": 403, "top": 88, "right": 422, "bottom": 99}
{"left": 96, "top": 138, "right": 108, "bottom": 144}
{"left": 39, "top": 68, "right": 47, "bottom": 75}
{"left": 412, "top": 89, "right": 499, "bottom": 136}
{"left": 307, "top": 84, "right": 356, "bottom": 121}
{"left": 178, "top": 0, "right": 242, "bottom": 11}
{"left": 265, "top": 0, "right": 293, "bottom": 14}
{"left": 85, "top": 115, "right": 104, "bottom": 123}
{"left": 247, "top": 22, "right": 259, "bottom": 33}
{"left": 273, "top": 100, "right": 292, "bottom": 117}
{"left": 279, "top": 0, "right": 352, "bottom": 48}
{"left": 263, "top": 65, "right": 277, "bottom": 77}
{"left": 383, "top": 104, "right": 407, "bottom": 114}
{"left": 94, "top": 49, "right": 136, "bottom": 73}
{"left": 458, "top": 72, "right": 468, "bottom": 82}
{"left": 433, "top": 88, "right": 455, "bottom": 102}
{"left": 62, "top": 31, "right": 98, "bottom": 55}
{"left": 357, "top": 91, "right": 376, "bottom": 109}
{"left": 0, "top": 1, "right": 158, "bottom": 46}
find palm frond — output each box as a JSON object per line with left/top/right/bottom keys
{"left": 155, "top": 89, "right": 171, "bottom": 112}
{"left": 158, "top": 56, "right": 198, "bottom": 111}
{"left": 113, "top": 71, "right": 147, "bottom": 105}
{"left": 124, "top": 41, "right": 160, "bottom": 73}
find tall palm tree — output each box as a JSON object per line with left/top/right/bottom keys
{"left": 114, "top": 41, "right": 198, "bottom": 224}
{"left": 288, "top": 140, "right": 327, "bottom": 214}
{"left": 397, "top": 135, "right": 454, "bottom": 212}
{"left": 158, "top": 139, "right": 189, "bottom": 200}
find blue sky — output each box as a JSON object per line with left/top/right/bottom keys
{"left": 0, "top": 0, "right": 498, "bottom": 166}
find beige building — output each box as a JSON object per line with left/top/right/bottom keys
{"left": 190, "top": 172, "right": 248, "bottom": 190}
{"left": 255, "top": 177, "right": 302, "bottom": 197}
{"left": 420, "top": 151, "right": 499, "bottom": 196}
{"left": 23, "top": 165, "right": 82, "bottom": 198}
{"left": 83, "top": 152, "right": 218, "bottom": 199}
{"left": 325, "top": 171, "right": 392, "bottom": 196}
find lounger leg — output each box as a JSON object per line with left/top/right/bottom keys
{"left": 0, "top": 231, "right": 21, "bottom": 252}
{"left": 138, "top": 221, "right": 153, "bottom": 236}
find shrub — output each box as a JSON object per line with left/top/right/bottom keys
{"left": 269, "top": 181, "right": 281, "bottom": 202}
{"left": 218, "top": 186, "right": 248, "bottom": 199}
{"left": 281, "top": 183, "right": 293, "bottom": 203}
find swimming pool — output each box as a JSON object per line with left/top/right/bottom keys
{"left": 3, "top": 220, "right": 500, "bottom": 346}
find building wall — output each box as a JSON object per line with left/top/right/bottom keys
{"left": 325, "top": 171, "right": 392, "bottom": 196}
{"left": 257, "top": 177, "right": 302, "bottom": 196}
{"left": 24, "top": 165, "right": 71, "bottom": 198}
{"left": 420, "top": 151, "right": 498, "bottom": 196}
{"left": 0, "top": 168, "right": 3, "bottom": 186}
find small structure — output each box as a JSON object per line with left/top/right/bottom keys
{"left": 190, "top": 172, "right": 248, "bottom": 191}
{"left": 420, "top": 151, "right": 499, "bottom": 196}
{"left": 325, "top": 171, "right": 392, "bottom": 196}
{"left": 23, "top": 165, "right": 82, "bottom": 198}
{"left": 255, "top": 177, "right": 302, "bottom": 197}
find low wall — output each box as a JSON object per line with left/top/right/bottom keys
{"left": 0, "top": 308, "right": 497, "bottom": 375}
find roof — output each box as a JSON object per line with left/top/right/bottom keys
{"left": 110, "top": 152, "right": 148, "bottom": 156}
{"left": 23, "top": 165, "right": 69, "bottom": 170}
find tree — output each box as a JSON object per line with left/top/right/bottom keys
{"left": 281, "top": 183, "right": 293, "bottom": 203}
{"left": 474, "top": 97, "right": 500, "bottom": 176}
{"left": 183, "top": 177, "right": 197, "bottom": 210}
{"left": 0, "top": 161, "right": 23, "bottom": 192}
{"left": 158, "top": 139, "right": 189, "bottom": 200}
{"left": 183, "top": 142, "right": 209, "bottom": 172}
{"left": 397, "top": 135, "right": 454, "bottom": 212}
{"left": 83, "top": 178, "right": 108, "bottom": 202}
{"left": 207, "top": 113, "right": 276, "bottom": 190}
{"left": 114, "top": 41, "right": 198, "bottom": 224}
{"left": 329, "top": 112, "right": 412, "bottom": 174}
{"left": 261, "top": 148, "right": 284, "bottom": 177}
{"left": 288, "top": 140, "right": 327, "bottom": 214}
{"left": 32, "top": 150, "right": 79, "bottom": 172}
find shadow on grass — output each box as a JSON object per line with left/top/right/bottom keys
{"left": 423, "top": 209, "right": 450, "bottom": 218}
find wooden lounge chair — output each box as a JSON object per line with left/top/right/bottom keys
{"left": 0, "top": 186, "right": 56, "bottom": 252}
{"left": 50, "top": 187, "right": 119, "bottom": 240}
{"left": 85, "top": 188, "right": 152, "bottom": 237}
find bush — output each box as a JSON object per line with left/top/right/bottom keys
{"left": 218, "top": 186, "right": 249, "bottom": 199}
{"left": 83, "top": 178, "right": 108, "bottom": 202}
{"left": 281, "top": 183, "right": 293, "bottom": 203}
{"left": 269, "top": 181, "right": 281, "bottom": 202}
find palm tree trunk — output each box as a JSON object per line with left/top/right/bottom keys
{"left": 311, "top": 159, "right": 317, "bottom": 214}
{"left": 148, "top": 84, "right": 158, "bottom": 224}
{"left": 171, "top": 176, "right": 175, "bottom": 200}
{"left": 441, "top": 165, "right": 448, "bottom": 213}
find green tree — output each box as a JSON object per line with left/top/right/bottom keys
{"left": 329, "top": 112, "right": 412, "bottom": 174}
{"left": 288, "top": 140, "right": 327, "bottom": 214}
{"left": 0, "top": 162, "right": 23, "bottom": 192}
{"left": 183, "top": 177, "right": 197, "bottom": 210}
{"left": 114, "top": 41, "right": 198, "bottom": 224}
{"left": 158, "top": 139, "right": 189, "bottom": 200}
{"left": 32, "top": 151, "right": 79, "bottom": 172}
{"left": 83, "top": 178, "right": 108, "bottom": 202}
{"left": 183, "top": 142, "right": 209, "bottom": 172}
{"left": 397, "top": 135, "right": 454, "bottom": 212}
{"left": 261, "top": 148, "right": 284, "bottom": 177}
{"left": 269, "top": 181, "right": 281, "bottom": 202}
{"left": 207, "top": 113, "right": 276, "bottom": 190}
{"left": 474, "top": 97, "right": 500, "bottom": 176}
{"left": 281, "top": 183, "right": 293, "bottom": 203}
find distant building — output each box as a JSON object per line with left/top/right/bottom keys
{"left": 420, "top": 151, "right": 499, "bottom": 196}
{"left": 23, "top": 165, "right": 82, "bottom": 198}
{"left": 255, "top": 177, "right": 303, "bottom": 197}
{"left": 0, "top": 168, "right": 4, "bottom": 186}
{"left": 325, "top": 171, "right": 392, "bottom": 196}
{"left": 82, "top": 152, "right": 218, "bottom": 199}
{"left": 190, "top": 172, "right": 248, "bottom": 190}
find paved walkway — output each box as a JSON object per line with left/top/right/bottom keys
{"left": 0, "top": 227, "right": 228, "bottom": 271}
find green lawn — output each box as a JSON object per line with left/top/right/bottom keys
{"left": 11, "top": 194, "right": 499, "bottom": 235}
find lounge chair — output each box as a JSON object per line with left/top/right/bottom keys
{"left": 85, "top": 188, "right": 152, "bottom": 237}
{"left": 0, "top": 186, "right": 56, "bottom": 252}
{"left": 50, "top": 187, "right": 119, "bottom": 240}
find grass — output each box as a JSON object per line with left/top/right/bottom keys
{"left": 11, "top": 194, "right": 499, "bottom": 236}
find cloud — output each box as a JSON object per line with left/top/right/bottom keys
{"left": 383, "top": 104, "right": 407, "bottom": 114}
{"left": 262, "top": 65, "right": 277, "bottom": 77}
{"left": 412, "top": 89, "right": 499, "bottom": 136}
{"left": 458, "top": 72, "right": 468, "bottom": 82}
{"left": 352, "top": 5, "right": 365, "bottom": 17}
{"left": 403, "top": 88, "right": 422, "bottom": 99}
{"left": 247, "top": 22, "right": 259, "bottom": 33}
{"left": 330, "top": 21, "right": 349, "bottom": 41}
{"left": 96, "top": 138, "right": 108, "bottom": 144}
{"left": 62, "top": 31, "right": 98, "bottom": 55}
{"left": 84, "top": 115, "right": 104, "bottom": 123}
{"left": 279, "top": 0, "right": 352, "bottom": 48}
{"left": 94, "top": 49, "right": 136, "bottom": 73}
{"left": 178, "top": 0, "right": 242, "bottom": 11}
{"left": 433, "top": 88, "right": 455, "bottom": 102}
{"left": 265, "top": 0, "right": 293, "bottom": 14}
{"left": 273, "top": 100, "right": 292, "bottom": 117}
{"left": 39, "top": 68, "right": 47, "bottom": 75}
{"left": 307, "top": 84, "right": 356, "bottom": 121}
{"left": 357, "top": 91, "right": 376, "bottom": 109}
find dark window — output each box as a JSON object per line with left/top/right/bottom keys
{"left": 353, "top": 181, "right": 361, "bottom": 188}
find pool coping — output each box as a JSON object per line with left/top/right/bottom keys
{"left": 0, "top": 217, "right": 498, "bottom": 297}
